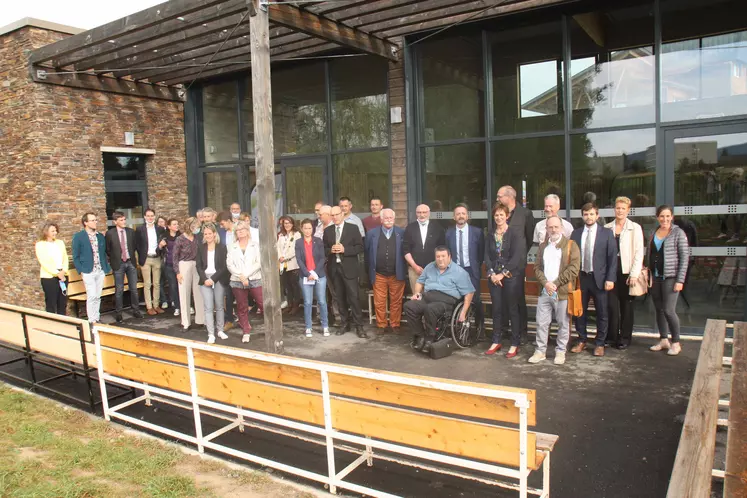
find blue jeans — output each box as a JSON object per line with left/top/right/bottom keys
{"left": 300, "top": 276, "right": 328, "bottom": 329}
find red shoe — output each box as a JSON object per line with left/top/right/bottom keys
{"left": 506, "top": 346, "right": 519, "bottom": 359}
{"left": 485, "top": 343, "right": 502, "bottom": 355}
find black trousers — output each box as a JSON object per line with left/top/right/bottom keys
{"left": 113, "top": 260, "right": 139, "bottom": 313}
{"left": 608, "top": 270, "right": 634, "bottom": 346}
{"left": 490, "top": 276, "right": 523, "bottom": 347}
{"left": 502, "top": 268, "right": 527, "bottom": 338}
{"left": 329, "top": 267, "right": 362, "bottom": 328}
{"left": 280, "top": 269, "right": 301, "bottom": 306}
{"left": 404, "top": 299, "right": 452, "bottom": 341}
{"left": 576, "top": 272, "right": 610, "bottom": 346}
{"left": 41, "top": 277, "right": 68, "bottom": 315}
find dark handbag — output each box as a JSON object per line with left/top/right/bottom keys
{"left": 429, "top": 337, "right": 456, "bottom": 359}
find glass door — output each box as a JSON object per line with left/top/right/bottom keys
{"left": 281, "top": 157, "right": 327, "bottom": 218}
{"left": 665, "top": 123, "right": 747, "bottom": 331}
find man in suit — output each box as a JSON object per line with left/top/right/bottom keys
{"left": 446, "top": 204, "right": 485, "bottom": 331}
{"left": 570, "top": 203, "right": 617, "bottom": 357}
{"left": 364, "top": 208, "right": 406, "bottom": 332}
{"left": 135, "top": 208, "right": 166, "bottom": 316}
{"left": 324, "top": 206, "right": 366, "bottom": 338}
{"left": 105, "top": 211, "right": 142, "bottom": 323}
{"left": 403, "top": 204, "right": 446, "bottom": 294}
{"left": 497, "top": 186, "right": 535, "bottom": 342}
{"left": 72, "top": 212, "right": 111, "bottom": 324}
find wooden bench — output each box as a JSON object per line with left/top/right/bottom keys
{"left": 68, "top": 268, "right": 144, "bottom": 318}
{"left": 0, "top": 303, "right": 130, "bottom": 411}
{"left": 95, "top": 325, "right": 558, "bottom": 497}
{"left": 666, "top": 318, "right": 727, "bottom": 497}
{"left": 724, "top": 322, "right": 747, "bottom": 498}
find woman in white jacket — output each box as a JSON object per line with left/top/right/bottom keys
{"left": 605, "top": 196, "right": 645, "bottom": 349}
{"left": 227, "top": 221, "right": 263, "bottom": 343}
{"left": 277, "top": 216, "right": 302, "bottom": 315}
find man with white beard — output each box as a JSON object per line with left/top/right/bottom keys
{"left": 529, "top": 215, "right": 580, "bottom": 365}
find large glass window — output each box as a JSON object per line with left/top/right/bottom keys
{"left": 202, "top": 81, "right": 239, "bottom": 163}
{"left": 272, "top": 62, "right": 328, "bottom": 155}
{"left": 492, "top": 21, "right": 564, "bottom": 135}
{"left": 420, "top": 36, "right": 484, "bottom": 142}
{"left": 204, "top": 170, "right": 238, "bottom": 213}
{"left": 331, "top": 57, "right": 389, "bottom": 150}
{"left": 661, "top": 0, "right": 747, "bottom": 122}
{"left": 333, "top": 150, "right": 389, "bottom": 210}
{"left": 420, "top": 143, "right": 486, "bottom": 212}
{"left": 493, "top": 137, "right": 565, "bottom": 211}
{"left": 570, "top": 4, "right": 655, "bottom": 129}
{"left": 571, "top": 129, "right": 656, "bottom": 210}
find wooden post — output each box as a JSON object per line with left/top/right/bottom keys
{"left": 249, "top": 0, "right": 283, "bottom": 354}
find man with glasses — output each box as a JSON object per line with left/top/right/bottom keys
{"left": 105, "top": 212, "right": 143, "bottom": 322}
{"left": 72, "top": 212, "right": 111, "bottom": 324}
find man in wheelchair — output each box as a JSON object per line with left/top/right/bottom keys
{"left": 405, "top": 246, "right": 475, "bottom": 353}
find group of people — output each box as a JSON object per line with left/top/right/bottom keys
{"left": 36, "top": 186, "right": 689, "bottom": 360}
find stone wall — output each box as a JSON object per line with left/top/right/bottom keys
{"left": 388, "top": 39, "right": 408, "bottom": 227}
{"left": 0, "top": 26, "right": 187, "bottom": 309}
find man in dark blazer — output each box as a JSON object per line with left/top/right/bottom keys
{"left": 105, "top": 211, "right": 142, "bottom": 322}
{"left": 446, "top": 204, "right": 485, "bottom": 330}
{"left": 324, "top": 206, "right": 366, "bottom": 338}
{"left": 403, "top": 204, "right": 446, "bottom": 294}
{"left": 135, "top": 208, "right": 166, "bottom": 315}
{"left": 365, "top": 208, "right": 406, "bottom": 332}
{"left": 570, "top": 203, "right": 617, "bottom": 357}
{"left": 497, "top": 185, "right": 535, "bottom": 342}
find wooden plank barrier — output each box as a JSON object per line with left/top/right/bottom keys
{"left": 666, "top": 319, "right": 727, "bottom": 498}
{"left": 94, "top": 325, "right": 557, "bottom": 498}
{"left": 725, "top": 322, "right": 747, "bottom": 498}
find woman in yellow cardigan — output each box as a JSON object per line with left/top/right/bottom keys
{"left": 35, "top": 222, "right": 69, "bottom": 315}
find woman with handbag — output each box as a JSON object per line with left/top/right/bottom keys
{"left": 484, "top": 202, "right": 527, "bottom": 358}
{"left": 277, "top": 216, "right": 302, "bottom": 315}
{"left": 604, "top": 196, "right": 645, "bottom": 350}
{"left": 35, "top": 221, "right": 69, "bottom": 315}
{"left": 648, "top": 205, "right": 689, "bottom": 356}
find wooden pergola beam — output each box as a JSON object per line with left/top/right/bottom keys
{"left": 29, "top": 65, "right": 184, "bottom": 102}
{"left": 29, "top": 0, "right": 229, "bottom": 65}
{"left": 267, "top": 3, "right": 399, "bottom": 61}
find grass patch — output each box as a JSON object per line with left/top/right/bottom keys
{"left": 0, "top": 385, "right": 317, "bottom": 497}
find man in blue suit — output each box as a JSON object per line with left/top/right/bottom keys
{"left": 446, "top": 204, "right": 485, "bottom": 331}
{"left": 364, "top": 209, "right": 406, "bottom": 332}
{"left": 570, "top": 203, "right": 617, "bottom": 357}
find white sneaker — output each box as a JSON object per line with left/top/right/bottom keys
{"left": 323, "top": 328, "right": 330, "bottom": 337}
{"left": 207, "top": 335, "right": 215, "bottom": 344}
{"left": 667, "top": 342, "right": 682, "bottom": 356}
{"left": 528, "top": 351, "right": 546, "bottom": 364}
{"left": 305, "top": 328, "right": 313, "bottom": 338}
{"left": 280, "top": 300, "right": 288, "bottom": 310}
{"left": 650, "top": 339, "right": 671, "bottom": 351}
{"left": 174, "top": 309, "right": 180, "bottom": 317}
{"left": 190, "top": 307, "right": 195, "bottom": 315}
{"left": 217, "top": 331, "right": 228, "bottom": 340}
{"left": 554, "top": 352, "right": 566, "bottom": 365}
{"left": 242, "top": 334, "right": 250, "bottom": 343}
{"left": 162, "top": 302, "right": 169, "bottom": 309}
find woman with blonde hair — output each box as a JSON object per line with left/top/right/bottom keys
{"left": 227, "top": 220, "right": 263, "bottom": 342}
{"left": 277, "top": 215, "right": 302, "bottom": 315}
{"left": 173, "top": 216, "right": 205, "bottom": 330}
{"left": 196, "top": 223, "right": 230, "bottom": 344}
{"left": 35, "top": 221, "right": 69, "bottom": 315}
{"left": 604, "top": 196, "right": 645, "bottom": 349}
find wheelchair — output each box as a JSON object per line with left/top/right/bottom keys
{"left": 432, "top": 296, "right": 480, "bottom": 348}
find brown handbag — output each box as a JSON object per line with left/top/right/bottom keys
{"left": 564, "top": 242, "right": 583, "bottom": 317}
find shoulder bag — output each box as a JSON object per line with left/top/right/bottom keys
{"left": 565, "top": 242, "right": 583, "bottom": 317}
{"left": 628, "top": 225, "right": 650, "bottom": 296}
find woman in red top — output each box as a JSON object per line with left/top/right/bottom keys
{"left": 295, "top": 219, "right": 329, "bottom": 338}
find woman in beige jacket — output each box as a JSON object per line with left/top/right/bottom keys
{"left": 277, "top": 216, "right": 302, "bottom": 315}
{"left": 605, "top": 196, "right": 645, "bottom": 349}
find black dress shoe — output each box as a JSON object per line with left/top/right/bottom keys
{"left": 411, "top": 336, "right": 425, "bottom": 350}
{"left": 345, "top": 323, "right": 351, "bottom": 333}
{"left": 356, "top": 327, "right": 368, "bottom": 339}
{"left": 132, "top": 310, "right": 144, "bottom": 319}
{"left": 421, "top": 340, "right": 432, "bottom": 353}
{"left": 115, "top": 313, "right": 123, "bottom": 323}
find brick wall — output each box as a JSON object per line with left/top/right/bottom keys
{"left": 0, "top": 26, "right": 188, "bottom": 309}
{"left": 389, "top": 39, "right": 408, "bottom": 227}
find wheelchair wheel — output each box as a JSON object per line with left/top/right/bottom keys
{"left": 433, "top": 312, "right": 451, "bottom": 342}
{"left": 450, "top": 300, "right": 478, "bottom": 348}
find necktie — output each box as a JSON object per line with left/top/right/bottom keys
{"left": 458, "top": 229, "right": 464, "bottom": 266}
{"left": 335, "top": 225, "right": 342, "bottom": 263}
{"left": 119, "top": 229, "right": 128, "bottom": 262}
{"left": 583, "top": 228, "right": 592, "bottom": 272}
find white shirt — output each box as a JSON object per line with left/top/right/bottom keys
{"left": 533, "top": 218, "right": 574, "bottom": 244}
{"left": 455, "top": 225, "right": 470, "bottom": 267}
{"left": 345, "top": 213, "right": 365, "bottom": 237}
{"left": 542, "top": 240, "right": 562, "bottom": 282}
{"left": 581, "top": 224, "right": 598, "bottom": 272}
{"left": 205, "top": 249, "right": 216, "bottom": 277}
{"left": 146, "top": 224, "right": 158, "bottom": 255}
{"left": 419, "top": 220, "right": 429, "bottom": 248}
{"left": 225, "top": 229, "right": 234, "bottom": 247}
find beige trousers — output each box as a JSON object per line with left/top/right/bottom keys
{"left": 142, "top": 257, "right": 162, "bottom": 309}
{"left": 178, "top": 260, "right": 204, "bottom": 328}
{"left": 408, "top": 266, "right": 421, "bottom": 295}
